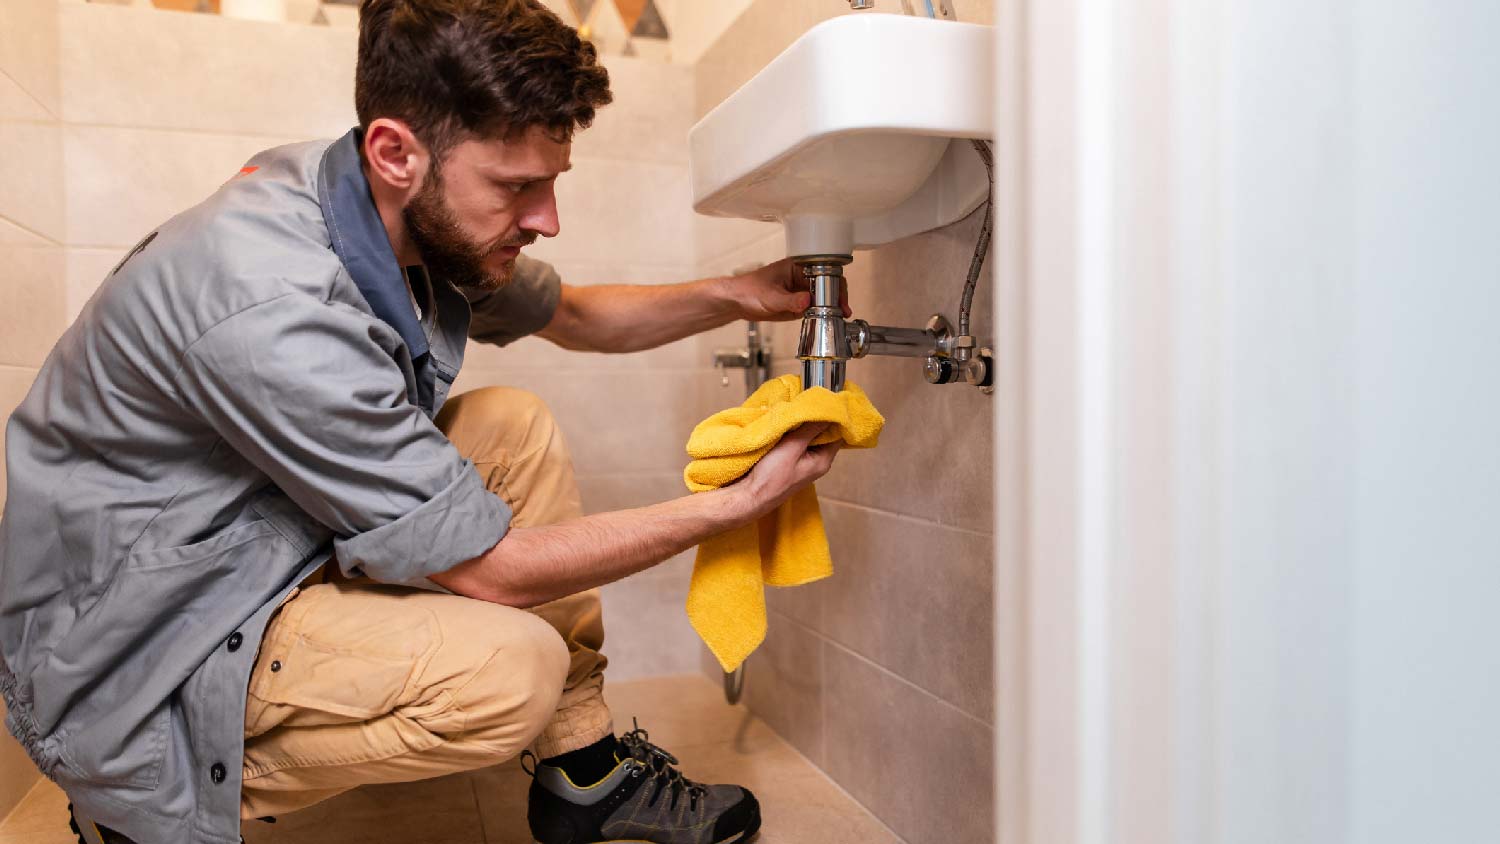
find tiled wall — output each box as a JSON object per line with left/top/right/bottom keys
{"left": 0, "top": 0, "right": 63, "bottom": 819}
{"left": 691, "top": 3, "right": 998, "bottom": 842}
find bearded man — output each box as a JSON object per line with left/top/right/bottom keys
{"left": 0, "top": 1, "right": 842, "bottom": 842}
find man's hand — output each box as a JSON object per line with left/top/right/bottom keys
{"left": 726, "top": 258, "right": 851, "bottom": 322}
{"left": 735, "top": 422, "right": 842, "bottom": 520}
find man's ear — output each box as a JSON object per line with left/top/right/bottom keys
{"left": 362, "top": 118, "right": 429, "bottom": 193}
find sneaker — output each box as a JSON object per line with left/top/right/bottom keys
{"left": 524, "top": 721, "right": 762, "bottom": 844}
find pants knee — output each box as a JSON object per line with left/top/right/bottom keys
{"left": 438, "top": 387, "right": 561, "bottom": 449}
{"left": 460, "top": 610, "right": 570, "bottom": 748}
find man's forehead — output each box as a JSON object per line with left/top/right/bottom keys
{"left": 457, "top": 128, "right": 572, "bottom": 178}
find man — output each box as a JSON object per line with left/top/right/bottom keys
{"left": 0, "top": 1, "right": 843, "bottom": 842}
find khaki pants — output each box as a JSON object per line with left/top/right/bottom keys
{"left": 240, "top": 387, "right": 612, "bottom": 819}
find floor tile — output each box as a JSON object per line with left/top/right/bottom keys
{"left": 604, "top": 674, "right": 781, "bottom": 754}
{"left": 242, "top": 772, "right": 484, "bottom": 844}
{"left": 0, "top": 779, "right": 74, "bottom": 844}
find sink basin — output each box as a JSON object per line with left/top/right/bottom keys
{"left": 688, "top": 13, "right": 994, "bottom": 258}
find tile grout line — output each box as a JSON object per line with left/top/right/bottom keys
{"left": 0, "top": 66, "right": 58, "bottom": 121}
{"left": 819, "top": 495, "right": 996, "bottom": 538}
{"left": 0, "top": 776, "right": 51, "bottom": 834}
{"left": 757, "top": 696, "right": 914, "bottom": 844}
{"left": 467, "top": 773, "right": 490, "bottom": 844}
{"left": 770, "top": 607, "right": 996, "bottom": 732}
{"left": 56, "top": 119, "right": 693, "bottom": 169}
{"left": 0, "top": 215, "right": 63, "bottom": 247}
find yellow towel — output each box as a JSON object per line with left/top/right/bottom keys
{"left": 684, "top": 374, "right": 884, "bottom": 672}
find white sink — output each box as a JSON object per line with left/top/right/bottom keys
{"left": 688, "top": 13, "right": 994, "bottom": 258}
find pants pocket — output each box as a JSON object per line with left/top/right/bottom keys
{"left": 248, "top": 583, "right": 441, "bottom": 723}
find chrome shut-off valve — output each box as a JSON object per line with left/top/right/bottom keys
{"left": 794, "top": 256, "right": 993, "bottom": 394}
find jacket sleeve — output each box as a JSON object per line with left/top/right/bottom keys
{"left": 465, "top": 255, "right": 563, "bottom": 348}
{"left": 173, "top": 293, "right": 511, "bottom": 586}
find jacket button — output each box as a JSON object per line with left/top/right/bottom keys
{"left": 210, "top": 762, "right": 226, "bottom": 784}
{"left": 270, "top": 660, "right": 282, "bottom": 672}
{"left": 226, "top": 633, "right": 243, "bottom": 652}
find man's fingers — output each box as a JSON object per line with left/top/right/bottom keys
{"left": 783, "top": 421, "right": 831, "bottom": 450}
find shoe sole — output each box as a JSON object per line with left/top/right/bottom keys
{"left": 529, "top": 821, "right": 761, "bottom": 844}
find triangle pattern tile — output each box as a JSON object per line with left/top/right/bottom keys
{"left": 630, "top": 0, "right": 669, "bottom": 39}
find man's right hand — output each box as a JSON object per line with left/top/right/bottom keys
{"left": 735, "top": 422, "right": 843, "bottom": 521}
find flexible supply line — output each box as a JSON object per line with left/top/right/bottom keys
{"left": 959, "top": 139, "right": 994, "bottom": 340}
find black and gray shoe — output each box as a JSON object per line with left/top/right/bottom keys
{"left": 524, "top": 721, "right": 761, "bottom": 844}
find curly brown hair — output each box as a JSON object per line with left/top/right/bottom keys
{"left": 355, "top": 0, "right": 612, "bottom": 158}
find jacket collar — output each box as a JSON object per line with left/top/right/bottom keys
{"left": 317, "top": 128, "right": 429, "bottom": 361}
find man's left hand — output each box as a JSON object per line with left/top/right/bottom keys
{"left": 726, "top": 258, "right": 851, "bottom": 322}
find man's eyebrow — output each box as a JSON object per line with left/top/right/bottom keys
{"left": 491, "top": 163, "right": 573, "bottom": 181}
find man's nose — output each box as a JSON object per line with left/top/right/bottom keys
{"left": 521, "top": 185, "right": 560, "bottom": 239}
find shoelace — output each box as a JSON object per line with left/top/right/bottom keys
{"left": 620, "top": 718, "right": 707, "bottom": 812}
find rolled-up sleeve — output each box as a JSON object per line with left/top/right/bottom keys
{"left": 465, "top": 255, "right": 563, "bottom": 347}
{"left": 174, "top": 292, "right": 510, "bottom": 586}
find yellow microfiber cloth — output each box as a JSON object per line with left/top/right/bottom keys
{"left": 683, "top": 373, "right": 884, "bottom": 672}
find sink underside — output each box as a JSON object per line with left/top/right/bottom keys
{"left": 689, "top": 14, "right": 994, "bottom": 257}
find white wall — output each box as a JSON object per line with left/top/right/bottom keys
{"left": 995, "top": 1, "right": 1500, "bottom": 843}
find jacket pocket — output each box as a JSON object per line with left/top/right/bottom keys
{"left": 49, "top": 520, "right": 289, "bottom": 789}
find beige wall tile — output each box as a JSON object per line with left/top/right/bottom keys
{"left": 574, "top": 56, "right": 693, "bottom": 166}
{"left": 461, "top": 325, "right": 701, "bottom": 373}
{"left": 526, "top": 159, "right": 695, "bottom": 269}
{"left": 819, "top": 501, "right": 993, "bottom": 721}
{"left": 60, "top": 3, "right": 357, "bottom": 138}
{"left": 0, "top": 366, "right": 39, "bottom": 511}
{"left": 576, "top": 472, "right": 685, "bottom": 513}
{"left": 0, "top": 70, "right": 49, "bottom": 122}
{"left": 0, "top": 245, "right": 66, "bottom": 367}
{"left": 697, "top": 228, "right": 782, "bottom": 278}
{"left": 0, "top": 121, "right": 62, "bottom": 243}
{"left": 448, "top": 368, "right": 706, "bottom": 476}
{"left": 740, "top": 609, "right": 824, "bottom": 767}
{"left": 761, "top": 554, "right": 828, "bottom": 631}
{"left": 64, "top": 126, "right": 298, "bottom": 248}
{"left": 0, "top": 703, "right": 39, "bottom": 833}
{"left": 0, "top": 0, "right": 60, "bottom": 117}
{"left": 693, "top": 213, "right": 777, "bottom": 270}
{"left": 823, "top": 643, "right": 994, "bottom": 844}
{"left": 546, "top": 261, "right": 694, "bottom": 287}
{"left": 0, "top": 217, "right": 49, "bottom": 247}
{"left": 599, "top": 565, "right": 700, "bottom": 680}
{"left": 63, "top": 247, "right": 124, "bottom": 323}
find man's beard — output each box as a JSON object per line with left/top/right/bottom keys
{"left": 402, "top": 170, "right": 530, "bottom": 295}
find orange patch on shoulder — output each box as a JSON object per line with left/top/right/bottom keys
{"left": 236, "top": 166, "right": 259, "bottom": 177}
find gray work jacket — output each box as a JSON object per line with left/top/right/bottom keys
{"left": 0, "top": 130, "right": 561, "bottom": 843}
